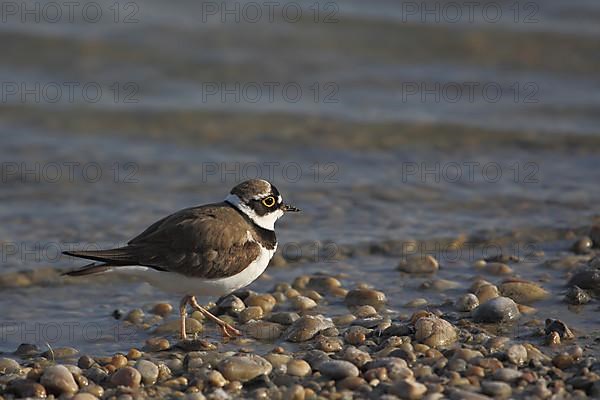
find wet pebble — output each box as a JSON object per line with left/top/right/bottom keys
{"left": 269, "top": 311, "right": 300, "bottom": 325}
{"left": 218, "top": 354, "right": 272, "bottom": 382}
{"left": 486, "top": 262, "right": 513, "bottom": 275}
{"left": 564, "top": 285, "right": 591, "bottom": 305}
{"left": 286, "top": 359, "right": 312, "bottom": 377}
{"left": 505, "top": 344, "right": 528, "bottom": 366}
{"left": 472, "top": 297, "right": 520, "bottom": 323}
{"left": 567, "top": 269, "right": 600, "bottom": 291}
{"left": 245, "top": 294, "right": 277, "bottom": 313}
{"left": 475, "top": 284, "right": 500, "bottom": 303}
{"left": 0, "top": 357, "right": 21, "bottom": 373}
{"left": 572, "top": 236, "right": 593, "bottom": 254}
{"left": 455, "top": 293, "right": 479, "bottom": 312}
{"left": 284, "top": 315, "right": 334, "bottom": 342}
{"left": 291, "top": 295, "right": 318, "bottom": 311}
{"left": 239, "top": 306, "right": 264, "bottom": 323}
{"left": 244, "top": 320, "right": 284, "bottom": 340}
{"left": 135, "top": 359, "right": 159, "bottom": 385}
{"left": 317, "top": 359, "right": 359, "bottom": 380}
{"left": 345, "top": 288, "right": 387, "bottom": 310}
{"left": 40, "top": 365, "right": 79, "bottom": 395}
{"left": 545, "top": 319, "right": 575, "bottom": 340}
{"left": 217, "top": 294, "right": 246, "bottom": 315}
{"left": 397, "top": 255, "right": 439, "bottom": 274}
{"left": 151, "top": 302, "right": 173, "bottom": 317}
{"left": 7, "top": 379, "right": 47, "bottom": 398}
{"left": 110, "top": 366, "right": 142, "bottom": 388}
{"left": 414, "top": 316, "right": 457, "bottom": 348}
{"left": 499, "top": 279, "right": 549, "bottom": 304}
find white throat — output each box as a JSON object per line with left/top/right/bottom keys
{"left": 225, "top": 194, "right": 283, "bottom": 231}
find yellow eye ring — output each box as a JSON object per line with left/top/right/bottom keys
{"left": 262, "top": 196, "right": 276, "bottom": 207}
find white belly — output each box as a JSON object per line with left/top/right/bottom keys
{"left": 111, "top": 244, "right": 275, "bottom": 296}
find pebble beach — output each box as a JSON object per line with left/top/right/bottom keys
{"left": 2, "top": 223, "right": 600, "bottom": 399}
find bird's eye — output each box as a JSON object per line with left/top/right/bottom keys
{"left": 262, "top": 196, "right": 276, "bottom": 207}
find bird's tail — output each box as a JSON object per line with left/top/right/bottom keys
{"left": 62, "top": 262, "right": 112, "bottom": 276}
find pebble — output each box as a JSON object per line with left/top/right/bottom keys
{"left": 72, "top": 393, "right": 100, "bottom": 400}
{"left": 286, "top": 359, "right": 312, "bottom": 377}
{"left": 572, "top": 236, "right": 593, "bottom": 254}
{"left": 316, "top": 335, "right": 344, "bottom": 352}
{"left": 397, "top": 255, "right": 439, "bottom": 274}
{"left": 318, "top": 359, "right": 359, "bottom": 380}
{"left": 565, "top": 285, "right": 591, "bottom": 305}
{"left": 151, "top": 302, "right": 173, "bottom": 317}
{"left": 486, "top": 262, "right": 513, "bottom": 275}
{"left": 125, "top": 308, "right": 144, "bottom": 324}
{"left": 218, "top": 354, "right": 272, "bottom": 382}
{"left": 144, "top": 337, "right": 170, "bottom": 352}
{"left": 7, "top": 379, "right": 47, "bottom": 398}
{"left": 505, "top": 344, "right": 528, "bottom": 366}
{"left": 472, "top": 297, "right": 520, "bottom": 323}
{"left": 545, "top": 319, "right": 575, "bottom": 340}
{"left": 567, "top": 269, "right": 600, "bottom": 291}
{"left": 239, "top": 306, "right": 264, "bottom": 323}
{"left": 499, "top": 279, "right": 549, "bottom": 304}
{"left": 291, "top": 295, "right": 318, "bottom": 311}
{"left": 475, "top": 284, "right": 500, "bottom": 303}
{"left": 42, "top": 346, "right": 79, "bottom": 359}
{"left": 492, "top": 368, "right": 522, "bottom": 382}
{"left": 414, "top": 316, "right": 457, "bottom": 348}
{"left": 342, "top": 346, "right": 372, "bottom": 367}
{"left": 269, "top": 311, "right": 300, "bottom": 325}
{"left": 481, "top": 381, "right": 512, "bottom": 399}
{"left": 455, "top": 293, "right": 479, "bottom": 312}
{"left": 244, "top": 320, "right": 284, "bottom": 340}
{"left": 110, "top": 366, "right": 142, "bottom": 388}
{"left": 135, "top": 359, "right": 159, "bottom": 385}
{"left": 0, "top": 357, "right": 21, "bottom": 373}
{"left": 306, "top": 275, "right": 342, "bottom": 292}
{"left": 216, "top": 294, "right": 246, "bottom": 314}
{"left": 345, "top": 288, "right": 387, "bottom": 310}
{"left": 284, "top": 315, "right": 334, "bottom": 342}
{"left": 245, "top": 294, "right": 277, "bottom": 313}
{"left": 40, "top": 365, "right": 79, "bottom": 395}
{"left": 352, "top": 305, "right": 378, "bottom": 318}
{"left": 390, "top": 378, "right": 428, "bottom": 399}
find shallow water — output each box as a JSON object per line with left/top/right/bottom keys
{"left": 0, "top": 0, "right": 599, "bottom": 355}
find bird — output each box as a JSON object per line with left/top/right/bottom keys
{"left": 62, "top": 179, "right": 300, "bottom": 340}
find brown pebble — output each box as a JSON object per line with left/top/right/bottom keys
{"left": 245, "top": 294, "right": 277, "bottom": 313}
{"left": 111, "top": 366, "right": 141, "bottom": 388}
{"left": 552, "top": 354, "right": 574, "bottom": 369}
{"left": 151, "top": 302, "right": 173, "bottom": 317}
{"left": 144, "top": 337, "right": 170, "bottom": 352}
{"left": 127, "top": 348, "right": 142, "bottom": 360}
{"left": 111, "top": 354, "right": 128, "bottom": 368}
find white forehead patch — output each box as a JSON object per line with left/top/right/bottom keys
{"left": 225, "top": 193, "right": 283, "bottom": 231}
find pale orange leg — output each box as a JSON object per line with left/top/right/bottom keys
{"left": 179, "top": 295, "right": 190, "bottom": 340}
{"left": 188, "top": 296, "right": 242, "bottom": 337}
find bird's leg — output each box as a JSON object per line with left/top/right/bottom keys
{"left": 179, "top": 295, "right": 192, "bottom": 341}
{"left": 188, "top": 296, "right": 242, "bottom": 337}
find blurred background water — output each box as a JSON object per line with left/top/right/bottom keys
{"left": 0, "top": 0, "right": 599, "bottom": 354}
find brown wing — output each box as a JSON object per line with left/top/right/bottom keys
{"left": 64, "top": 203, "right": 261, "bottom": 279}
